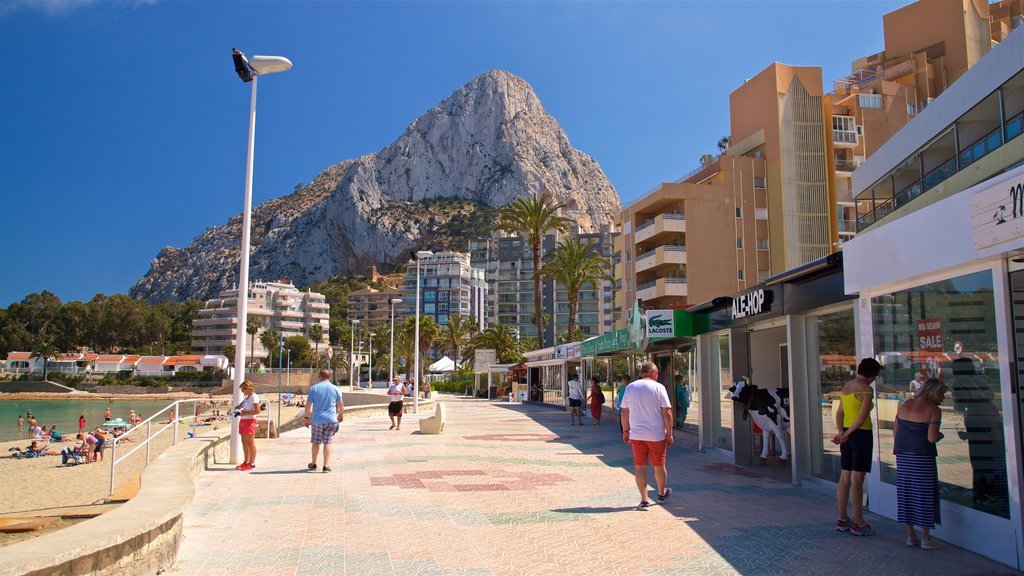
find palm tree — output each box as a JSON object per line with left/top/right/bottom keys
{"left": 30, "top": 340, "right": 61, "bottom": 381}
{"left": 259, "top": 329, "right": 279, "bottom": 368}
{"left": 496, "top": 191, "right": 571, "bottom": 348}
{"left": 439, "top": 314, "right": 478, "bottom": 367}
{"left": 392, "top": 328, "right": 413, "bottom": 381}
{"left": 246, "top": 316, "right": 260, "bottom": 369}
{"left": 469, "top": 323, "right": 527, "bottom": 364}
{"left": 404, "top": 315, "right": 438, "bottom": 386}
{"left": 308, "top": 324, "right": 324, "bottom": 359}
{"left": 538, "top": 236, "right": 613, "bottom": 343}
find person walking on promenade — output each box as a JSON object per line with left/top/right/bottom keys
{"left": 615, "top": 374, "right": 631, "bottom": 432}
{"left": 587, "top": 376, "right": 605, "bottom": 425}
{"left": 388, "top": 377, "right": 407, "bottom": 430}
{"left": 895, "top": 378, "right": 946, "bottom": 549}
{"left": 78, "top": 414, "right": 86, "bottom": 433}
{"left": 235, "top": 380, "right": 261, "bottom": 470}
{"left": 304, "top": 369, "right": 345, "bottom": 473}
{"left": 567, "top": 373, "right": 584, "bottom": 425}
{"left": 832, "top": 357, "right": 881, "bottom": 536}
{"left": 621, "top": 361, "right": 673, "bottom": 510}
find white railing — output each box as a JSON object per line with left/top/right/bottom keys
{"left": 107, "top": 399, "right": 202, "bottom": 495}
{"left": 664, "top": 245, "right": 687, "bottom": 252}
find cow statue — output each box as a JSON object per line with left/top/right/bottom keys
{"left": 727, "top": 377, "right": 791, "bottom": 463}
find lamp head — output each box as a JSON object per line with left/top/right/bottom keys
{"left": 232, "top": 49, "right": 292, "bottom": 83}
{"left": 416, "top": 250, "right": 434, "bottom": 259}
{"left": 391, "top": 298, "right": 403, "bottom": 304}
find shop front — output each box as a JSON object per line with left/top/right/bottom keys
{"left": 844, "top": 166, "right": 1024, "bottom": 568}
{"left": 524, "top": 343, "right": 582, "bottom": 407}
{"left": 642, "top": 308, "right": 708, "bottom": 450}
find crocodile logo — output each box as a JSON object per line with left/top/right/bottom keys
{"left": 649, "top": 316, "right": 672, "bottom": 328}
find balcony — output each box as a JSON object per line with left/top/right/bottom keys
{"left": 634, "top": 245, "right": 687, "bottom": 273}
{"left": 833, "top": 130, "right": 858, "bottom": 148}
{"left": 193, "top": 317, "right": 237, "bottom": 327}
{"left": 637, "top": 277, "right": 688, "bottom": 302}
{"left": 634, "top": 213, "right": 686, "bottom": 244}
{"left": 834, "top": 158, "right": 859, "bottom": 174}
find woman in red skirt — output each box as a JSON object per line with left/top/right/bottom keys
{"left": 588, "top": 377, "right": 606, "bottom": 425}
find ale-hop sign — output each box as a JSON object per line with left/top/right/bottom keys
{"left": 646, "top": 310, "right": 675, "bottom": 337}
{"left": 917, "top": 318, "right": 943, "bottom": 352}
{"left": 731, "top": 288, "right": 773, "bottom": 320}
{"left": 972, "top": 170, "right": 1024, "bottom": 252}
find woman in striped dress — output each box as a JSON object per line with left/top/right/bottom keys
{"left": 894, "top": 378, "right": 947, "bottom": 550}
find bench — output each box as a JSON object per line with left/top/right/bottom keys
{"left": 419, "top": 402, "right": 446, "bottom": 434}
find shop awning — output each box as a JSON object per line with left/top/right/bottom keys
{"left": 580, "top": 328, "right": 631, "bottom": 356}
{"left": 673, "top": 309, "right": 709, "bottom": 337}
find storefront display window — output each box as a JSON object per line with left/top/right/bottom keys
{"left": 808, "top": 308, "right": 855, "bottom": 483}
{"left": 715, "top": 334, "right": 733, "bottom": 451}
{"left": 871, "top": 270, "right": 1007, "bottom": 518}
{"left": 673, "top": 345, "right": 698, "bottom": 434}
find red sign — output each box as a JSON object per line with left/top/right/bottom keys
{"left": 917, "top": 318, "right": 943, "bottom": 352}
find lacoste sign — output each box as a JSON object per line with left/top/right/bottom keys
{"left": 731, "top": 288, "right": 773, "bottom": 320}
{"left": 646, "top": 310, "right": 675, "bottom": 338}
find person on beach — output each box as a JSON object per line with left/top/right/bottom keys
{"left": 621, "top": 361, "right": 673, "bottom": 510}
{"left": 304, "top": 370, "right": 344, "bottom": 472}
{"left": 92, "top": 428, "right": 109, "bottom": 462}
{"left": 567, "top": 373, "right": 584, "bottom": 425}
{"left": 587, "top": 376, "right": 605, "bottom": 425}
{"left": 895, "top": 378, "right": 946, "bottom": 549}
{"left": 235, "top": 380, "right": 260, "bottom": 470}
{"left": 17, "top": 415, "right": 24, "bottom": 432}
{"left": 129, "top": 409, "right": 137, "bottom": 426}
{"left": 78, "top": 414, "right": 86, "bottom": 433}
{"left": 388, "top": 377, "right": 407, "bottom": 430}
{"left": 84, "top": 431, "right": 98, "bottom": 463}
{"left": 104, "top": 407, "right": 111, "bottom": 421}
{"left": 832, "top": 357, "right": 881, "bottom": 536}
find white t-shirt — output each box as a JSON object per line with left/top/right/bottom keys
{"left": 239, "top": 393, "right": 260, "bottom": 420}
{"left": 620, "top": 378, "right": 671, "bottom": 441}
{"left": 389, "top": 383, "right": 406, "bottom": 402}
{"left": 567, "top": 379, "right": 584, "bottom": 400}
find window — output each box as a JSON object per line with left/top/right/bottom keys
{"left": 438, "top": 291, "right": 449, "bottom": 301}
{"left": 424, "top": 303, "right": 435, "bottom": 313}
{"left": 755, "top": 209, "right": 768, "bottom": 220}
{"left": 736, "top": 207, "right": 742, "bottom": 218}
{"left": 871, "top": 270, "right": 1007, "bottom": 519}
{"left": 756, "top": 239, "right": 769, "bottom": 250}
{"left": 424, "top": 292, "right": 435, "bottom": 301}
{"left": 753, "top": 177, "right": 766, "bottom": 188}
{"left": 736, "top": 238, "right": 744, "bottom": 249}
{"left": 737, "top": 269, "right": 744, "bottom": 280}
{"left": 857, "top": 94, "right": 882, "bottom": 109}
{"left": 625, "top": 279, "right": 632, "bottom": 291}
{"left": 626, "top": 249, "right": 632, "bottom": 262}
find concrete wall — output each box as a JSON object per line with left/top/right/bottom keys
{"left": 0, "top": 381, "right": 75, "bottom": 393}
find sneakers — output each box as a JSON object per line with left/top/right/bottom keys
{"left": 834, "top": 518, "right": 852, "bottom": 532}
{"left": 308, "top": 463, "right": 317, "bottom": 471}
{"left": 322, "top": 466, "right": 331, "bottom": 473}
{"left": 850, "top": 522, "right": 875, "bottom": 536}
{"left": 235, "top": 462, "right": 252, "bottom": 470}
{"left": 905, "top": 537, "right": 921, "bottom": 547}
{"left": 658, "top": 488, "right": 672, "bottom": 502}
{"left": 636, "top": 501, "right": 651, "bottom": 511}
{"left": 920, "top": 538, "right": 939, "bottom": 550}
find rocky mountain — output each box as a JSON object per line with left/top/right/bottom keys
{"left": 130, "top": 70, "right": 621, "bottom": 303}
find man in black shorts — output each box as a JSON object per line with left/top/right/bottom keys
{"left": 387, "top": 377, "right": 407, "bottom": 430}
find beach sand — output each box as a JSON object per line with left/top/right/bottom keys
{"left": 0, "top": 397, "right": 305, "bottom": 524}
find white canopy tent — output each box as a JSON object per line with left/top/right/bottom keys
{"left": 428, "top": 356, "right": 457, "bottom": 373}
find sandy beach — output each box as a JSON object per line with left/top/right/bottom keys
{"left": 0, "top": 396, "right": 305, "bottom": 519}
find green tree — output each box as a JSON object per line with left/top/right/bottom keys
{"left": 31, "top": 340, "right": 61, "bottom": 381}
{"left": 496, "top": 191, "right": 571, "bottom": 348}
{"left": 246, "top": 316, "right": 260, "bottom": 369}
{"left": 223, "top": 344, "right": 236, "bottom": 361}
{"left": 469, "top": 323, "right": 527, "bottom": 364}
{"left": 438, "top": 314, "right": 478, "bottom": 366}
{"left": 283, "top": 335, "right": 312, "bottom": 367}
{"left": 52, "top": 302, "right": 89, "bottom": 352}
{"left": 260, "top": 329, "right": 279, "bottom": 368}
{"left": 308, "top": 323, "right": 324, "bottom": 360}
{"left": 537, "top": 236, "right": 613, "bottom": 344}
{"left": 405, "top": 315, "right": 439, "bottom": 386}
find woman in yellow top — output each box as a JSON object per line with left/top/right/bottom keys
{"left": 832, "top": 358, "right": 881, "bottom": 537}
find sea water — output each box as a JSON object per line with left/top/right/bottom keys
{"left": 0, "top": 398, "right": 184, "bottom": 442}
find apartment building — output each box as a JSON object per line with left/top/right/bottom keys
{"left": 401, "top": 251, "right": 486, "bottom": 330}
{"left": 191, "top": 280, "right": 330, "bottom": 362}
{"left": 347, "top": 285, "right": 402, "bottom": 328}
{"left": 828, "top": 0, "right": 1020, "bottom": 240}
{"left": 470, "top": 225, "right": 618, "bottom": 345}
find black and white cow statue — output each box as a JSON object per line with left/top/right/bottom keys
{"left": 727, "top": 378, "right": 791, "bottom": 463}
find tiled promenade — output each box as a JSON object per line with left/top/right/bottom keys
{"left": 171, "top": 396, "right": 1018, "bottom": 576}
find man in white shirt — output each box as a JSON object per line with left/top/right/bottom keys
{"left": 621, "top": 361, "right": 673, "bottom": 510}
{"left": 567, "top": 373, "right": 584, "bottom": 425}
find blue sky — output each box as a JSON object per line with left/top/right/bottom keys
{"left": 0, "top": 0, "right": 904, "bottom": 306}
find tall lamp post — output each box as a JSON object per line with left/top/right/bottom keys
{"left": 229, "top": 48, "right": 292, "bottom": 464}
{"left": 389, "top": 298, "right": 403, "bottom": 385}
{"left": 368, "top": 332, "right": 375, "bottom": 389}
{"left": 349, "top": 319, "right": 359, "bottom": 392}
{"left": 356, "top": 331, "right": 363, "bottom": 389}
{"left": 413, "top": 250, "right": 433, "bottom": 414}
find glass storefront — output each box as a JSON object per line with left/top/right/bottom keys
{"left": 715, "top": 333, "right": 733, "bottom": 451}
{"left": 807, "top": 307, "right": 856, "bottom": 483}
{"left": 673, "top": 344, "right": 698, "bottom": 434}
{"left": 871, "top": 270, "right": 1008, "bottom": 519}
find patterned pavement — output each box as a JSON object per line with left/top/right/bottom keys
{"left": 170, "top": 396, "right": 1019, "bottom": 576}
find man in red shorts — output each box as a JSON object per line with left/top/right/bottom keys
{"left": 621, "top": 361, "right": 673, "bottom": 510}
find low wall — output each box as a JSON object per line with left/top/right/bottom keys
{"left": 0, "top": 430, "right": 230, "bottom": 576}
{"left": 0, "top": 381, "right": 76, "bottom": 393}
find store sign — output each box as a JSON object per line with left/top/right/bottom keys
{"left": 731, "top": 288, "right": 772, "bottom": 320}
{"left": 555, "top": 344, "right": 580, "bottom": 359}
{"left": 972, "top": 171, "right": 1024, "bottom": 252}
{"left": 916, "top": 318, "right": 943, "bottom": 352}
{"left": 646, "top": 310, "right": 675, "bottom": 337}
{"left": 628, "top": 298, "right": 649, "bottom": 353}
{"left": 474, "top": 349, "right": 496, "bottom": 372}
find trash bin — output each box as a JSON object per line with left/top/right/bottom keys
{"left": 488, "top": 386, "right": 498, "bottom": 399}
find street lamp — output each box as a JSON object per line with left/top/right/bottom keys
{"left": 357, "top": 331, "right": 363, "bottom": 389}
{"left": 389, "top": 298, "right": 403, "bottom": 386}
{"left": 349, "top": 319, "right": 359, "bottom": 391}
{"left": 229, "top": 48, "right": 292, "bottom": 464}
{"left": 413, "top": 250, "right": 433, "bottom": 413}
{"left": 368, "top": 332, "right": 375, "bottom": 389}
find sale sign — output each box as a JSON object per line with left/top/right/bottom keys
{"left": 917, "top": 318, "right": 943, "bottom": 352}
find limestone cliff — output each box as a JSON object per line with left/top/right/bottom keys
{"left": 130, "top": 70, "right": 620, "bottom": 303}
